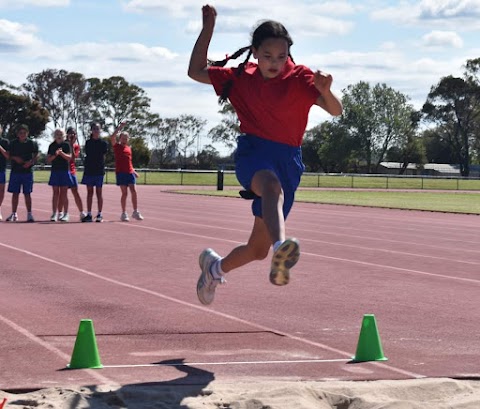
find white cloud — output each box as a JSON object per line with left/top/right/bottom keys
{"left": 421, "top": 30, "right": 464, "bottom": 49}
{"left": 0, "top": 19, "right": 40, "bottom": 51}
{"left": 371, "top": 0, "right": 480, "bottom": 29}
{"left": 0, "top": 0, "right": 69, "bottom": 8}
{"left": 125, "top": 0, "right": 355, "bottom": 37}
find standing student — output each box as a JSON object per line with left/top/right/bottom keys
{"left": 110, "top": 122, "right": 144, "bottom": 222}
{"left": 5, "top": 124, "right": 39, "bottom": 222}
{"left": 63, "top": 127, "right": 86, "bottom": 221}
{"left": 188, "top": 5, "right": 342, "bottom": 305}
{"left": 0, "top": 126, "right": 9, "bottom": 221}
{"left": 47, "top": 129, "right": 72, "bottom": 222}
{"left": 81, "top": 122, "right": 108, "bottom": 222}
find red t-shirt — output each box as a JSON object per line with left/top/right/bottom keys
{"left": 70, "top": 143, "right": 80, "bottom": 175}
{"left": 208, "top": 58, "right": 320, "bottom": 147}
{"left": 113, "top": 143, "right": 134, "bottom": 174}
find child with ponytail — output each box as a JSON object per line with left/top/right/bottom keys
{"left": 188, "top": 5, "right": 342, "bottom": 305}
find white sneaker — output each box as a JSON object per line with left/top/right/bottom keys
{"left": 197, "top": 249, "right": 225, "bottom": 305}
{"left": 0, "top": 213, "right": 2, "bottom": 221}
{"left": 270, "top": 238, "right": 300, "bottom": 286}
{"left": 132, "top": 210, "right": 144, "bottom": 221}
{"left": 27, "top": 213, "right": 35, "bottom": 223}
{"left": 6, "top": 213, "right": 17, "bottom": 222}
{"left": 121, "top": 212, "right": 130, "bottom": 222}
{"left": 59, "top": 213, "right": 70, "bottom": 222}
{"left": 50, "top": 213, "right": 57, "bottom": 222}
{"left": 80, "top": 212, "right": 87, "bottom": 222}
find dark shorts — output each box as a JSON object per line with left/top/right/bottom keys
{"left": 8, "top": 172, "right": 34, "bottom": 194}
{"left": 49, "top": 170, "right": 74, "bottom": 187}
{"left": 69, "top": 174, "right": 78, "bottom": 188}
{"left": 116, "top": 172, "right": 136, "bottom": 186}
{"left": 234, "top": 134, "right": 305, "bottom": 219}
{"left": 0, "top": 171, "right": 5, "bottom": 185}
{"left": 81, "top": 174, "right": 104, "bottom": 188}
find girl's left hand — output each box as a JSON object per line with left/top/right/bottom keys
{"left": 314, "top": 70, "right": 333, "bottom": 94}
{"left": 134, "top": 171, "right": 139, "bottom": 178}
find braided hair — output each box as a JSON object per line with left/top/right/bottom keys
{"left": 209, "top": 20, "right": 295, "bottom": 104}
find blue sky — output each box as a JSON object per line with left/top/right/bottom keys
{"left": 1, "top": 0, "right": 480, "bottom": 151}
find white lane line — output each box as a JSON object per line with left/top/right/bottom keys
{"left": 0, "top": 313, "right": 115, "bottom": 386}
{"left": 104, "top": 359, "right": 351, "bottom": 368}
{"left": 119, "top": 223, "right": 480, "bottom": 285}
{"left": 0, "top": 241, "right": 423, "bottom": 379}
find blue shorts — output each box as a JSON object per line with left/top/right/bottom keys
{"left": 49, "top": 170, "right": 73, "bottom": 187}
{"left": 0, "top": 171, "right": 5, "bottom": 185}
{"left": 116, "top": 172, "right": 136, "bottom": 186}
{"left": 69, "top": 174, "right": 78, "bottom": 188}
{"left": 8, "top": 172, "right": 34, "bottom": 194}
{"left": 235, "top": 134, "right": 305, "bottom": 219}
{"left": 81, "top": 174, "right": 104, "bottom": 188}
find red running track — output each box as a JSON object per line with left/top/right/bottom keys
{"left": 0, "top": 184, "right": 479, "bottom": 390}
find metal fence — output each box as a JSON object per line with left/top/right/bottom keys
{"left": 30, "top": 166, "right": 480, "bottom": 191}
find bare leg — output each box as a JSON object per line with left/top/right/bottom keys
{"left": 96, "top": 186, "right": 103, "bottom": 213}
{"left": 221, "top": 217, "right": 271, "bottom": 273}
{"left": 11, "top": 193, "right": 19, "bottom": 213}
{"left": 0, "top": 184, "right": 5, "bottom": 208}
{"left": 71, "top": 187, "right": 83, "bottom": 212}
{"left": 250, "top": 170, "right": 285, "bottom": 245}
{"left": 129, "top": 184, "right": 138, "bottom": 210}
{"left": 86, "top": 186, "right": 94, "bottom": 213}
{"left": 120, "top": 185, "right": 128, "bottom": 212}
{"left": 52, "top": 186, "right": 60, "bottom": 213}
{"left": 24, "top": 194, "right": 32, "bottom": 213}
{"left": 58, "top": 187, "right": 68, "bottom": 213}
{"left": 63, "top": 193, "right": 69, "bottom": 214}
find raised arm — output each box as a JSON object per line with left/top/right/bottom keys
{"left": 187, "top": 5, "right": 217, "bottom": 84}
{"left": 313, "top": 71, "right": 343, "bottom": 117}
{"left": 110, "top": 122, "right": 127, "bottom": 146}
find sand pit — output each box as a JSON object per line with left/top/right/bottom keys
{"left": 2, "top": 378, "right": 480, "bottom": 408}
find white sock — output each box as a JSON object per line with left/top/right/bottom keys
{"left": 210, "top": 258, "right": 224, "bottom": 279}
{"left": 273, "top": 240, "right": 284, "bottom": 253}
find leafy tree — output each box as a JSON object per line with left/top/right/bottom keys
{"left": 422, "top": 58, "right": 480, "bottom": 176}
{"left": 208, "top": 102, "right": 240, "bottom": 151}
{"left": 197, "top": 144, "right": 220, "bottom": 169}
{"left": 303, "top": 121, "right": 356, "bottom": 172}
{"left": 341, "top": 81, "right": 417, "bottom": 173}
{"left": 0, "top": 88, "right": 49, "bottom": 139}
{"left": 422, "top": 127, "right": 456, "bottom": 164}
{"left": 23, "top": 69, "right": 90, "bottom": 142}
{"left": 130, "top": 136, "right": 151, "bottom": 168}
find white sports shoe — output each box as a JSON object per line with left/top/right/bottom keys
{"left": 270, "top": 238, "right": 300, "bottom": 286}
{"left": 0, "top": 213, "right": 2, "bottom": 221}
{"left": 197, "top": 248, "right": 225, "bottom": 305}
{"left": 50, "top": 213, "right": 57, "bottom": 222}
{"left": 27, "top": 213, "right": 35, "bottom": 223}
{"left": 59, "top": 213, "right": 70, "bottom": 222}
{"left": 6, "top": 213, "right": 18, "bottom": 222}
{"left": 132, "top": 210, "right": 144, "bottom": 220}
{"left": 121, "top": 212, "right": 130, "bottom": 222}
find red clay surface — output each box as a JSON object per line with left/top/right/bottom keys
{"left": 1, "top": 184, "right": 479, "bottom": 390}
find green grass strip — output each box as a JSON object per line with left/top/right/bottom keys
{"left": 173, "top": 189, "right": 480, "bottom": 214}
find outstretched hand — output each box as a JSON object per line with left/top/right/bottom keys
{"left": 314, "top": 70, "right": 333, "bottom": 95}
{"left": 202, "top": 4, "right": 217, "bottom": 31}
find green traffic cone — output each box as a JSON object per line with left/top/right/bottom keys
{"left": 67, "top": 319, "right": 103, "bottom": 369}
{"left": 352, "top": 314, "right": 388, "bottom": 362}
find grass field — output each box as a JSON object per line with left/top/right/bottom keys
{"left": 174, "top": 189, "right": 480, "bottom": 214}
{"left": 28, "top": 169, "right": 480, "bottom": 191}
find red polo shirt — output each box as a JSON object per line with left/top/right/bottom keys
{"left": 208, "top": 58, "right": 320, "bottom": 147}
{"left": 113, "top": 143, "right": 134, "bottom": 174}
{"left": 70, "top": 143, "right": 80, "bottom": 175}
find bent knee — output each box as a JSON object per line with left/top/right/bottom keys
{"left": 252, "top": 170, "right": 282, "bottom": 196}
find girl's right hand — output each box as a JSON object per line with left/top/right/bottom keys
{"left": 202, "top": 4, "right": 217, "bottom": 31}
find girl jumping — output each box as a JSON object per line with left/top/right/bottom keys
{"left": 188, "top": 5, "right": 343, "bottom": 305}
